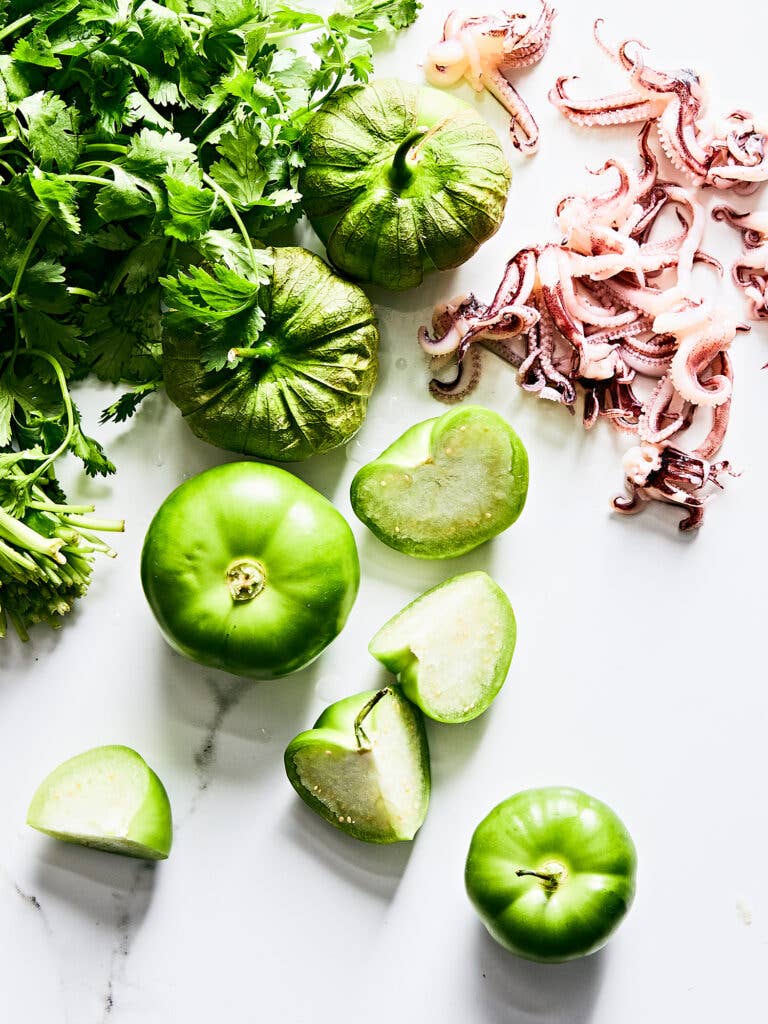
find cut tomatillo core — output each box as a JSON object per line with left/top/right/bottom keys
{"left": 141, "top": 462, "right": 359, "bottom": 678}
{"left": 285, "top": 687, "right": 430, "bottom": 843}
{"left": 350, "top": 406, "right": 529, "bottom": 559}
{"left": 369, "top": 572, "right": 516, "bottom": 723}
{"left": 465, "top": 787, "right": 637, "bottom": 963}
{"left": 27, "top": 746, "right": 172, "bottom": 860}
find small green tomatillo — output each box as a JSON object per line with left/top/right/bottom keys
{"left": 465, "top": 786, "right": 637, "bottom": 962}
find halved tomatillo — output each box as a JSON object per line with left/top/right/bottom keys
{"left": 369, "top": 572, "right": 516, "bottom": 723}
{"left": 350, "top": 406, "right": 529, "bottom": 559}
{"left": 285, "top": 687, "right": 430, "bottom": 843}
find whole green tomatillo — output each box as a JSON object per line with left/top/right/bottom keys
{"left": 300, "top": 79, "right": 512, "bottom": 290}
{"left": 465, "top": 786, "right": 637, "bottom": 962}
{"left": 141, "top": 463, "right": 359, "bottom": 678}
{"left": 163, "top": 247, "right": 379, "bottom": 462}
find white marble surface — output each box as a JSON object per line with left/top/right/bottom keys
{"left": 2, "top": 2, "right": 768, "bottom": 1021}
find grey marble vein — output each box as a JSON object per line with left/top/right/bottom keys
{"left": 191, "top": 677, "right": 249, "bottom": 798}
{"left": 99, "top": 862, "right": 156, "bottom": 1023}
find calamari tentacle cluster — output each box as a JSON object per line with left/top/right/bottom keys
{"left": 549, "top": 20, "right": 768, "bottom": 193}
{"left": 712, "top": 206, "right": 768, "bottom": 320}
{"left": 419, "top": 129, "right": 739, "bottom": 531}
{"left": 424, "top": 3, "right": 556, "bottom": 154}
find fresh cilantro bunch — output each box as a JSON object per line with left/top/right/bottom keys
{"left": 0, "top": 0, "right": 421, "bottom": 638}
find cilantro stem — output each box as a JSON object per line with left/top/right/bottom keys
{"left": 201, "top": 172, "right": 258, "bottom": 270}
{"left": 265, "top": 25, "right": 321, "bottom": 42}
{"left": 0, "top": 135, "right": 14, "bottom": 146}
{"left": 193, "top": 104, "right": 230, "bottom": 143}
{"left": 67, "top": 287, "right": 99, "bottom": 300}
{"left": 28, "top": 501, "right": 96, "bottom": 515}
{"left": 308, "top": 31, "right": 347, "bottom": 110}
{"left": 62, "top": 173, "right": 111, "bottom": 186}
{"left": 0, "top": 509, "right": 66, "bottom": 564}
{"left": 62, "top": 515, "right": 125, "bottom": 533}
{"left": 23, "top": 351, "right": 74, "bottom": 484}
{"left": 82, "top": 143, "right": 128, "bottom": 155}
{"left": 10, "top": 216, "right": 51, "bottom": 301}
{"left": 0, "top": 13, "right": 33, "bottom": 44}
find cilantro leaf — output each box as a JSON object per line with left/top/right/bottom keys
{"left": 94, "top": 166, "right": 159, "bottom": 222}
{"left": 99, "top": 379, "right": 161, "bottom": 423}
{"left": 136, "top": 1, "right": 194, "bottom": 67}
{"left": 163, "top": 175, "right": 215, "bottom": 240}
{"left": 209, "top": 120, "right": 269, "bottom": 207}
{"left": 160, "top": 262, "right": 265, "bottom": 322}
{"left": 29, "top": 168, "right": 81, "bottom": 233}
{"left": 70, "top": 408, "right": 116, "bottom": 476}
{"left": 15, "top": 91, "right": 80, "bottom": 171}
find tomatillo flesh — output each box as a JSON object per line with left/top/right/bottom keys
{"left": 285, "top": 686, "right": 430, "bottom": 843}
{"left": 350, "top": 406, "right": 529, "bottom": 559}
{"left": 141, "top": 463, "right": 359, "bottom": 678}
{"left": 465, "top": 786, "right": 637, "bottom": 962}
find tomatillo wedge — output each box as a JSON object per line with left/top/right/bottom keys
{"left": 465, "top": 787, "right": 637, "bottom": 962}
{"left": 141, "top": 463, "right": 359, "bottom": 678}
{"left": 285, "top": 687, "right": 430, "bottom": 843}
{"left": 350, "top": 406, "right": 528, "bottom": 558}
{"left": 27, "top": 746, "right": 172, "bottom": 860}
{"left": 369, "top": 572, "right": 516, "bottom": 723}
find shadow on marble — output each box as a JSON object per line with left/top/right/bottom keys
{"left": 280, "top": 799, "right": 413, "bottom": 902}
{"left": 426, "top": 706, "right": 493, "bottom": 784}
{"left": 364, "top": 265, "right": 463, "bottom": 315}
{"left": 0, "top": 627, "right": 65, "bottom": 679}
{"left": 357, "top": 528, "right": 498, "bottom": 593}
{"left": 472, "top": 922, "right": 606, "bottom": 1024}
{"left": 606, "top": 498, "right": 699, "bottom": 543}
{"left": 31, "top": 840, "right": 158, "bottom": 927}
{"left": 284, "top": 443, "right": 351, "bottom": 502}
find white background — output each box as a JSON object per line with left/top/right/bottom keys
{"left": 2, "top": 1, "right": 767, "bottom": 1021}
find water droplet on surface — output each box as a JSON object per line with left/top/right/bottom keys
{"left": 153, "top": 451, "right": 164, "bottom": 467}
{"left": 255, "top": 727, "right": 272, "bottom": 744}
{"left": 395, "top": 357, "right": 408, "bottom": 370}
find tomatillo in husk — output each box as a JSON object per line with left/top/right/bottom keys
{"left": 141, "top": 463, "right": 359, "bottom": 678}
{"left": 163, "top": 247, "right": 379, "bottom": 462}
{"left": 465, "top": 786, "right": 637, "bottom": 962}
{"left": 300, "top": 79, "right": 512, "bottom": 290}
